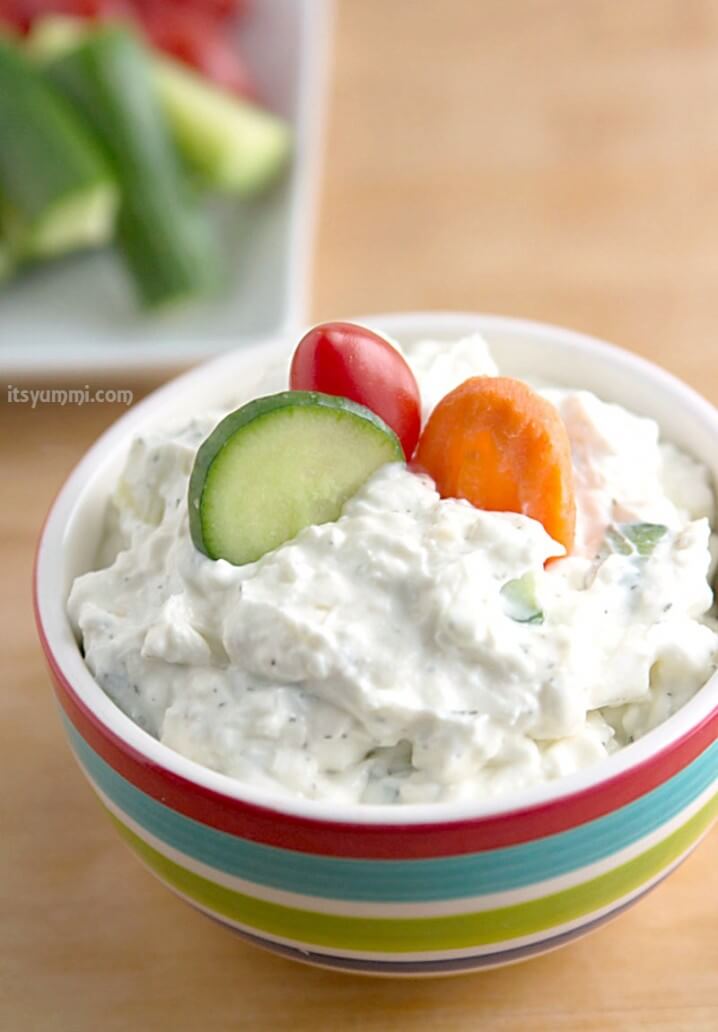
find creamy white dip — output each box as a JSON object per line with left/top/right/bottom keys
{"left": 68, "top": 335, "right": 718, "bottom": 804}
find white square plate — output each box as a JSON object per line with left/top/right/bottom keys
{"left": 0, "top": 0, "right": 330, "bottom": 377}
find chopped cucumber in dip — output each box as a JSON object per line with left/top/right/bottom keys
{"left": 188, "top": 391, "right": 404, "bottom": 566}
{"left": 501, "top": 572, "right": 544, "bottom": 624}
{"left": 622, "top": 522, "right": 669, "bottom": 555}
{"left": 605, "top": 522, "right": 668, "bottom": 558}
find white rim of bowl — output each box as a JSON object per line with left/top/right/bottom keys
{"left": 35, "top": 311, "right": 718, "bottom": 826}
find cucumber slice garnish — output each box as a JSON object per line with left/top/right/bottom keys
{"left": 188, "top": 391, "right": 404, "bottom": 566}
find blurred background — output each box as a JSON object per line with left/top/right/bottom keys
{"left": 315, "top": 1, "right": 718, "bottom": 393}
{"left": 2, "top": 2, "right": 717, "bottom": 1029}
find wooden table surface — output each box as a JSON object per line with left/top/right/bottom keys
{"left": 2, "top": 2, "right": 717, "bottom": 1028}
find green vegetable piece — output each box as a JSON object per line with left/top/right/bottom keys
{"left": 0, "top": 242, "right": 12, "bottom": 283}
{"left": 29, "top": 15, "right": 291, "bottom": 197}
{"left": 605, "top": 522, "right": 668, "bottom": 558}
{"left": 501, "top": 573, "right": 544, "bottom": 625}
{"left": 25, "top": 14, "right": 83, "bottom": 60}
{"left": 0, "top": 35, "right": 117, "bottom": 260}
{"left": 605, "top": 526, "right": 633, "bottom": 556}
{"left": 44, "top": 25, "right": 221, "bottom": 308}
{"left": 0, "top": 208, "right": 14, "bottom": 282}
{"left": 188, "top": 391, "right": 404, "bottom": 566}
{"left": 154, "top": 57, "right": 291, "bottom": 196}
{"left": 621, "top": 522, "right": 668, "bottom": 556}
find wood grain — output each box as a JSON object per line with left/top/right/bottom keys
{"left": 1, "top": 1, "right": 717, "bottom": 1029}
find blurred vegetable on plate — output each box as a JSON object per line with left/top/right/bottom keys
{"left": 0, "top": 34, "right": 117, "bottom": 259}
{"left": 0, "top": 1, "right": 291, "bottom": 312}
{"left": 43, "top": 24, "right": 223, "bottom": 308}
{"left": 31, "top": 15, "right": 291, "bottom": 195}
{"left": 1, "top": 0, "right": 256, "bottom": 95}
{"left": 0, "top": 0, "right": 326, "bottom": 374}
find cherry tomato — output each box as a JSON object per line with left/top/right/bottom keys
{"left": 141, "top": 2, "right": 256, "bottom": 97}
{"left": 169, "top": 0, "right": 249, "bottom": 19}
{"left": 0, "top": 0, "right": 110, "bottom": 31}
{"left": 0, "top": 2, "right": 255, "bottom": 96}
{"left": 290, "top": 322, "right": 422, "bottom": 460}
{"left": 0, "top": 0, "right": 134, "bottom": 33}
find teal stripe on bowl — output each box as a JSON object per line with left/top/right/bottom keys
{"left": 64, "top": 716, "right": 718, "bottom": 903}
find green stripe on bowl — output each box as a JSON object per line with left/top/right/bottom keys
{"left": 65, "top": 717, "right": 718, "bottom": 902}
{"left": 109, "top": 790, "right": 717, "bottom": 953}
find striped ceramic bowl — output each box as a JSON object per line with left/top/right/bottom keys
{"left": 35, "top": 313, "right": 718, "bottom": 976}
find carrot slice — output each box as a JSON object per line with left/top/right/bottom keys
{"left": 414, "top": 376, "right": 576, "bottom": 552}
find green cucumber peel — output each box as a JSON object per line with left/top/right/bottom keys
{"left": 188, "top": 391, "right": 404, "bottom": 567}
{"left": 43, "top": 25, "right": 221, "bottom": 308}
{"left": 28, "top": 15, "right": 291, "bottom": 197}
{"left": 0, "top": 34, "right": 117, "bottom": 260}
{"left": 605, "top": 522, "right": 668, "bottom": 558}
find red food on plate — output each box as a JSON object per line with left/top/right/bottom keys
{"left": 167, "top": 0, "right": 250, "bottom": 19}
{"left": 0, "top": 0, "right": 256, "bottom": 97}
{"left": 139, "top": 1, "right": 256, "bottom": 97}
{"left": 0, "top": 0, "right": 132, "bottom": 31}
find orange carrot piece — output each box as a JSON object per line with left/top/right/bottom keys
{"left": 414, "top": 377, "right": 576, "bottom": 552}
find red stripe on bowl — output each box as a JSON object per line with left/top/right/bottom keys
{"left": 38, "top": 610, "right": 718, "bottom": 860}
